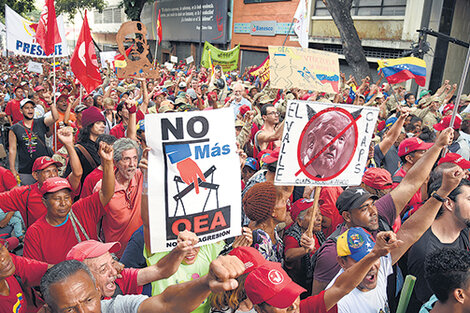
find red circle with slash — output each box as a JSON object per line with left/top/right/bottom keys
{"left": 296, "top": 107, "right": 359, "bottom": 181}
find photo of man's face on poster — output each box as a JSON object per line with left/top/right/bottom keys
{"left": 299, "top": 110, "right": 355, "bottom": 179}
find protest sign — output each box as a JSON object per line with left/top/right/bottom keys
{"left": 274, "top": 100, "right": 379, "bottom": 186}
{"left": 186, "top": 55, "right": 194, "bottom": 64}
{"left": 250, "top": 56, "right": 270, "bottom": 87}
{"left": 170, "top": 55, "right": 178, "bottom": 63}
{"left": 269, "top": 46, "right": 340, "bottom": 93}
{"left": 27, "top": 61, "right": 43, "bottom": 74}
{"left": 201, "top": 42, "right": 240, "bottom": 72}
{"left": 99, "top": 51, "right": 116, "bottom": 68}
{"left": 146, "top": 109, "right": 241, "bottom": 253}
{"left": 164, "top": 62, "right": 174, "bottom": 70}
{"left": 5, "top": 5, "right": 69, "bottom": 57}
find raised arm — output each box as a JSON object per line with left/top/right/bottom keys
{"left": 137, "top": 230, "right": 198, "bottom": 286}
{"left": 126, "top": 101, "right": 137, "bottom": 141}
{"left": 377, "top": 107, "right": 409, "bottom": 155}
{"left": 389, "top": 127, "right": 453, "bottom": 216}
{"left": 138, "top": 255, "right": 245, "bottom": 313}
{"left": 390, "top": 167, "right": 465, "bottom": 264}
{"left": 256, "top": 120, "right": 285, "bottom": 144}
{"left": 58, "top": 127, "right": 82, "bottom": 191}
{"left": 323, "top": 231, "right": 401, "bottom": 310}
{"left": 98, "top": 142, "right": 115, "bottom": 207}
{"left": 43, "top": 101, "right": 59, "bottom": 127}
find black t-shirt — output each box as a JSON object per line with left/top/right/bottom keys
{"left": 406, "top": 227, "right": 470, "bottom": 313}
{"left": 64, "top": 138, "right": 101, "bottom": 186}
{"left": 11, "top": 117, "right": 50, "bottom": 174}
{"left": 374, "top": 144, "right": 401, "bottom": 176}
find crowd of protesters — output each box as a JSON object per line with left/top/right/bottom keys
{"left": 0, "top": 53, "right": 470, "bottom": 313}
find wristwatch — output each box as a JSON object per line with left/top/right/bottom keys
{"left": 431, "top": 191, "right": 446, "bottom": 202}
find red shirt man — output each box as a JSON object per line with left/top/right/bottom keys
{"left": 0, "top": 166, "right": 17, "bottom": 192}
{"left": 5, "top": 86, "right": 24, "bottom": 125}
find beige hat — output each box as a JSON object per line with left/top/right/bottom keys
{"left": 158, "top": 104, "right": 175, "bottom": 113}
{"left": 259, "top": 94, "right": 274, "bottom": 104}
{"left": 163, "top": 80, "right": 175, "bottom": 88}
{"left": 175, "top": 97, "right": 188, "bottom": 105}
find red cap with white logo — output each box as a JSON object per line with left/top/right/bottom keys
{"left": 245, "top": 262, "right": 306, "bottom": 309}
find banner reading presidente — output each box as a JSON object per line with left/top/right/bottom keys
{"left": 269, "top": 46, "right": 340, "bottom": 93}
{"left": 146, "top": 109, "right": 241, "bottom": 253}
{"left": 275, "top": 101, "right": 379, "bottom": 186}
{"left": 201, "top": 41, "right": 240, "bottom": 72}
{"left": 5, "top": 5, "right": 69, "bottom": 57}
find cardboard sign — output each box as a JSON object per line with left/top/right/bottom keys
{"left": 100, "top": 51, "right": 117, "bottom": 68}
{"left": 170, "top": 55, "right": 178, "bottom": 63}
{"left": 269, "top": 46, "right": 340, "bottom": 93}
{"left": 27, "top": 61, "right": 43, "bottom": 74}
{"left": 146, "top": 109, "right": 241, "bottom": 253}
{"left": 275, "top": 101, "right": 379, "bottom": 186}
{"left": 115, "top": 21, "right": 159, "bottom": 79}
{"left": 186, "top": 55, "right": 194, "bottom": 64}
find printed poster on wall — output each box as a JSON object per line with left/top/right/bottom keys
{"left": 146, "top": 109, "right": 241, "bottom": 253}
{"left": 275, "top": 101, "right": 379, "bottom": 186}
{"left": 269, "top": 46, "right": 340, "bottom": 94}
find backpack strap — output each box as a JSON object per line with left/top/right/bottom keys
{"left": 392, "top": 175, "right": 403, "bottom": 184}
{"left": 75, "top": 144, "right": 98, "bottom": 169}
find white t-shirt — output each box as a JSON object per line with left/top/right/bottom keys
{"left": 326, "top": 254, "right": 393, "bottom": 313}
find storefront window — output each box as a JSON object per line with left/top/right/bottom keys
{"left": 314, "top": 0, "right": 406, "bottom": 17}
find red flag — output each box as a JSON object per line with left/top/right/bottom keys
{"left": 70, "top": 11, "right": 102, "bottom": 93}
{"left": 114, "top": 45, "right": 133, "bottom": 61}
{"left": 35, "top": 0, "right": 61, "bottom": 56}
{"left": 157, "top": 9, "right": 162, "bottom": 45}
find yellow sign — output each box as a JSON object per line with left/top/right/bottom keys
{"left": 269, "top": 46, "right": 340, "bottom": 93}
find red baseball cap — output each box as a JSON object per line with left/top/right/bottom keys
{"left": 32, "top": 156, "right": 62, "bottom": 172}
{"left": 245, "top": 262, "right": 306, "bottom": 309}
{"left": 362, "top": 168, "right": 393, "bottom": 190}
{"left": 34, "top": 86, "right": 45, "bottom": 92}
{"left": 228, "top": 247, "right": 267, "bottom": 275}
{"left": 443, "top": 103, "right": 454, "bottom": 115}
{"left": 239, "top": 105, "right": 250, "bottom": 117}
{"left": 433, "top": 115, "right": 462, "bottom": 131}
{"left": 438, "top": 152, "right": 470, "bottom": 169}
{"left": 398, "top": 137, "right": 433, "bottom": 157}
{"left": 40, "top": 177, "right": 72, "bottom": 195}
{"left": 66, "top": 240, "right": 121, "bottom": 261}
{"left": 290, "top": 198, "right": 313, "bottom": 221}
{"left": 261, "top": 147, "right": 280, "bottom": 164}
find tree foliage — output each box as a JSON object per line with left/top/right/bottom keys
{"left": 0, "top": 0, "right": 35, "bottom": 19}
{"left": 323, "top": 0, "right": 371, "bottom": 80}
{"left": 120, "top": 0, "right": 153, "bottom": 21}
{"left": 55, "top": 0, "right": 106, "bottom": 21}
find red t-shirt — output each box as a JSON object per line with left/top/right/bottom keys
{"left": 103, "top": 268, "right": 143, "bottom": 300}
{"left": 109, "top": 110, "right": 145, "bottom": 139}
{"left": 0, "top": 166, "right": 17, "bottom": 192}
{"left": 284, "top": 232, "right": 321, "bottom": 255}
{"left": 0, "top": 178, "right": 80, "bottom": 229}
{"left": 0, "top": 255, "right": 48, "bottom": 313}
{"left": 80, "top": 167, "right": 103, "bottom": 198}
{"left": 94, "top": 170, "right": 143, "bottom": 257}
{"left": 110, "top": 123, "right": 125, "bottom": 139}
{"left": 23, "top": 192, "right": 104, "bottom": 264}
{"left": 300, "top": 290, "right": 337, "bottom": 313}
{"left": 5, "top": 99, "right": 23, "bottom": 125}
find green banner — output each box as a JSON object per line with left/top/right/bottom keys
{"left": 201, "top": 42, "right": 240, "bottom": 72}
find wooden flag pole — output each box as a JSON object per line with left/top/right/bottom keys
{"left": 307, "top": 186, "right": 321, "bottom": 237}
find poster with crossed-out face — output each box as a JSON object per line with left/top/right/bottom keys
{"left": 274, "top": 100, "right": 379, "bottom": 186}
{"left": 146, "top": 109, "right": 241, "bottom": 253}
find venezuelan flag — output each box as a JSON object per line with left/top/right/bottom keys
{"left": 377, "top": 57, "right": 426, "bottom": 87}
{"left": 52, "top": 61, "right": 60, "bottom": 70}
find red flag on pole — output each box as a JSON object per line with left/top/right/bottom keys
{"left": 70, "top": 11, "right": 102, "bottom": 93}
{"left": 36, "top": 0, "right": 61, "bottom": 56}
{"left": 157, "top": 9, "right": 162, "bottom": 45}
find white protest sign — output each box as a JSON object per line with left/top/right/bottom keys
{"left": 170, "top": 55, "right": 178, "bottom": 63}
{"left": 164, "top": 62, "right": 174, "bottom": 70}
{"left": 100, "top": 51, "right": 117, "bottom": 68}
{"left": 146, "top": 109, "right": 241, "bottom": 253}
{"left": 5, "top": 5, "right": 69, "bottom": 57}
{"left": 27, "top": 61, "right": 43, "bottom": 74}
{"left": 186, "top": 55, "right": 194, "bottom": 64}
{"left": 275, "top": 100, "right": 379, "bottom": 186}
